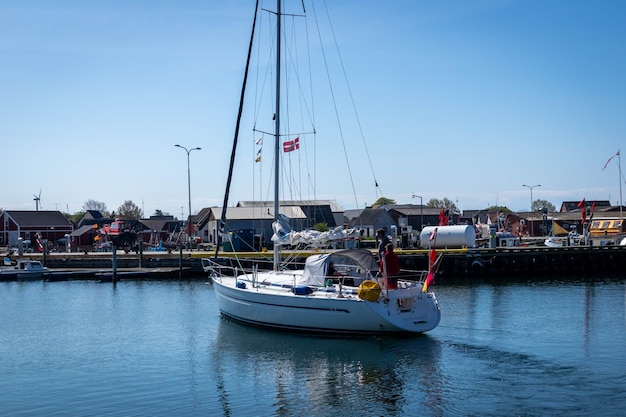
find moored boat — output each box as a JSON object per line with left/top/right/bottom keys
{"left": 0, "top": 259, "right": 49, "bottom": 281}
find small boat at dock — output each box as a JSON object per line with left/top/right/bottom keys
{"left": 0, "top": 259, "right": 49, "bottom": 281}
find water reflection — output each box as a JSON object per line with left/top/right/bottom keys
{"left": 211, "top": 318, "right": 444, "bottom": 416}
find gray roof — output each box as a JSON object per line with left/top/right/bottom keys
{"left": 343, "top": 209, "right": 363, "bottom": 221}
{"left": 84, "top": 210, "right": 104, "bottom": 219}
{"left": 139, "top": 219, "right": 172, "bottom": 232}
{"left": 70, "top": 224, "right": 98, "bottom": 237}
{"left": 348, "top": 208, "right": 393, "bottom": 227}
{"left": 193, "top": 207, "right": 215, "bottom": 228}
{"left": 387, "top": 206, "right": 441, "bottom": 216}
{"left": 6, "top": 210, "right": 73, "bottom": 227}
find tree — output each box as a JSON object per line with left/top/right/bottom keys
{"left": 313, "top": 222, "right": 329, "bottom": 232}
{"left": 532, "top": 199, "right": 555, "bottom": 212}
{"left": 427, "top": 198, "right": 459, "bottom": 213}
{"left": 373, "top": 197, "right": 396, "bottom": 206}
{"left": 68, "top": 211, "right": 84, "bottom": 225}
{"left": 117, "top": 200, "right": 142, "bottom": 220}
{"left": 153, "top": 209, "right": 164, "bottom": 217}
{"left": 83, "top": 199, "right": 108, "bottom": 215}
{"left": 486, "top": 205, "right": 512, "bottom": 213}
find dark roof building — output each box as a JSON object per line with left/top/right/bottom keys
{"left": 347, "top": 208, "right": 395, "bottom": 239}
{"left": 0, "top": 210, "right": 74, "bottom": 247}
{"left": 560, "top": 200, "right": 611, "bottom": 212}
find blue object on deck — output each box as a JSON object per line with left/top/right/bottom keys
{"left": 292, "top": 285, "right": 313, "bottom": 295}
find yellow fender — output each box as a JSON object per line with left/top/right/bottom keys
{"left": 358, "top": 280, "right": 381, "bottom": 302}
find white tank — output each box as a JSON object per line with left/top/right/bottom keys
{"left": 420, "top": 225, "right": 476, "bottom": 249}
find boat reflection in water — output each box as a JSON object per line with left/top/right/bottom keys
{"left": 211, "top": 318, "right": 444, "bottom": 416}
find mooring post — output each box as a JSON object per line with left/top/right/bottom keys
{"left": 112, "top": 246, "right": 118, "bottom": 284}
{"left": 138, "top": 240, "right": 144, "bottom": 268}
{"left": 179, "top": 244, "right": 183, "bottom": 277}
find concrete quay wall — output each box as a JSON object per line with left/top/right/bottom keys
{"left": 16, "top": 245, "right": 626, "bottom": 281}
{"left": 415, "top": 245, "right": 626, "bottom": 282}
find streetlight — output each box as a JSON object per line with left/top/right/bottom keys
{"left": 522, "top": 184, "right": 541, "bottom": 236}
{"left": 175, "top": 144, "right": 201, "bottom": 250}
{"left": 411, "top": 194, "right": 424, "bottom": 232}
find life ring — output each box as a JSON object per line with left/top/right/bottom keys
{"left": 470, "top": 259, "right": 484, "bottom": 275}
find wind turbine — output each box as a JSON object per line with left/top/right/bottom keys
{"left": 33, "top": 189, "right": 42, "bottom": 211}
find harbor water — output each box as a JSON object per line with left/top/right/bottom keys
{"left": 1, "top": 277, "right": 624, "bottom": 416}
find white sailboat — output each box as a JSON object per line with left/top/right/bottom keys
{"left": 207, "top": 0, "right": 441, "bottom": 335}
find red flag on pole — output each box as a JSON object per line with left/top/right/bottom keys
{"left": 438, "top": 209, "right": 448, "bottom": 226}
{"left": 578, "top": 198, "right": 586, "bottom": 224}
{"left": 429, "top": 248, "right": 437, "bottom": 267}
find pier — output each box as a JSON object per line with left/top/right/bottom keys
{"left": 6, "top": 244, "right": 626, "bottom": 283}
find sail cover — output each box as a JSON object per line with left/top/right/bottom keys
{"left": 271, "top": 217, "right": 360, "bottom": 248}
{"left": 300, "top": 249, "right": 378, "bottom": 286}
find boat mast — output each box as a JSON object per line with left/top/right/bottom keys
{"left": 617, "top": 149, "right": 624, "bottom": 221}
{"left": 273, "top": 0, "right": 282, "bottom": 270}
{"left": 213, "top": 0, "right": 260, "bottom": 263}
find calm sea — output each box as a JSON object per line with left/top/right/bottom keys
{"left": 1, "top": 277, "right": 624, "bottom": 416}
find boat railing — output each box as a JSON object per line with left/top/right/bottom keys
{"left": 391, "top": 270, "right": 429, "bottom": 288}
{"left": 201, "top": 258, "right": 244, "bottom": 279}
{"left": 416, "top": 270, "right": 429, "bottom": 285}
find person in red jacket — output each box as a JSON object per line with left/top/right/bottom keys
{"left": 381, "top": 243, "right": 400, "bottom": 289}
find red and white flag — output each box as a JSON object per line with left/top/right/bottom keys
{"left": 283, "top": 137, "right": 300, "bottom": 153}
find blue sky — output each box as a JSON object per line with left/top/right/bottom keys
{"left": 1, "top": 0, "right": 625, "bottom": 217}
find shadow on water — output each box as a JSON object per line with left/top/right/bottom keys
{"left": 210, "top": 317, "right": 446, "bottom": 416}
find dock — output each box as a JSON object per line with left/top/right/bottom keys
{"left": 5, "top": 244, "right": 625, "bottom": 283}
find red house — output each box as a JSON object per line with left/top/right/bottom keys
{"left": 0, "top": 211, "right": 74, "bottom": 249}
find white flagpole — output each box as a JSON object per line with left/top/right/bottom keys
{"left": 619, "top": 150, "right": 623, "bottom": 220}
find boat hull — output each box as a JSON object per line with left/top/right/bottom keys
{"left": 212, "top": 275, "right": 440, "bottom": 335}
{"left": 16, "top": 271, "right": 46, "bottom": 281}
{"left": 0, "top": 260, "right": 48, "bottom": 282}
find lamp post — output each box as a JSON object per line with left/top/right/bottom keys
{"left": 411, "top": 194, "right": 424, "bottom": 232}
{"left": 522, "top": 184, "right": 541, "bottom": 236}
{"left": 175, "top": 144, "right": 201, "bottom": 250}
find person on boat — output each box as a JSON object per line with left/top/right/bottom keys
{"left": 376, "top": 228, "right": 390, "bottom": 260}
{"left": 327, "top": 261, "right": 355, "bottom": 286}
{"left": 327, "top": 261, "right": 343, "bottom": 277}
{"left": 380, "top": 243, "right": 400, "bottom": 290}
